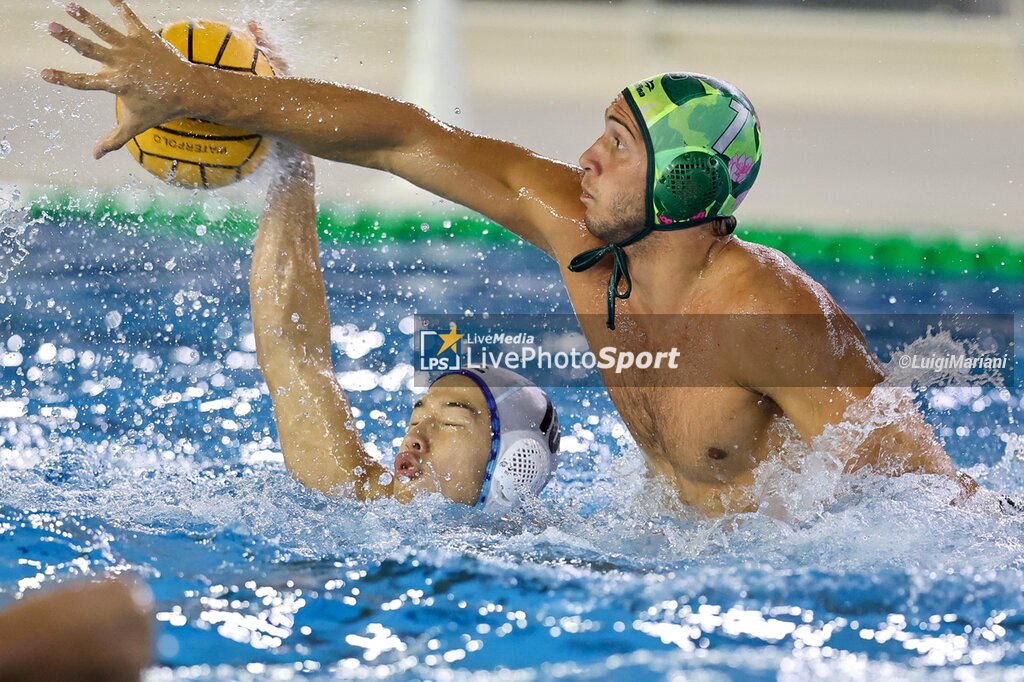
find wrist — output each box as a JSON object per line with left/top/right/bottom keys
{"left": 185, "top": 63, "right": 231, "bottom": 121}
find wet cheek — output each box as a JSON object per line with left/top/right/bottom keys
{"left": 440, "top": 473, "right": 478, "bottom": 506}
{"left": 428, "top": 454, "right": 473, "bottom": 502}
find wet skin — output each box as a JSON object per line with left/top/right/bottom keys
{"left": 44, "top": 2, "right": 969, "bottom": 515}
{"left": 565, "top": 95, "right": 963, "bottom": 514}
{"left": 249, "top": 143, "right": 496, "bottom": 505}
{"left": 391, "top": 374, "right": 495, "bottom": 506}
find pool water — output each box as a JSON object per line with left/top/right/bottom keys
{"left": 1, "top": 215, "right": 1023, "bottom": 681}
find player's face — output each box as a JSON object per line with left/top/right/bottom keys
{"left": 578, "top": 94, "right": 647, "bottom": 243}
{"left": 391, "top": 375, "right": 494, "bottom": 506}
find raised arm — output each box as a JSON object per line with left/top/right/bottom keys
{"left": 44, "top": 2, "right": 586, "bottom": 256}
{"left": 250, "top": 144, "right": 391, "bottom": 499}
{"left": 184, "top": 77, "right": 584, "bottom": 257}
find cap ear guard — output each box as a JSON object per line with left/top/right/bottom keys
{"left": 430, "top": 368, "right": 561, "bottom": 514}
{"left": 654, "top": 151, "right": 732, "bottom": 221}
{"left": 481, "top": 433, "right": 553, "bottom": 512}
{"left": 480, "top": 397, "right": 561, "bottom": 513}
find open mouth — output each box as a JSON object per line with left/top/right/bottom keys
{"left": 394, "top": 451, "right": 422, "bottom": 479}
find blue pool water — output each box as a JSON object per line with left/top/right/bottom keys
{"left": 1, "top": 214, "right": 1023, "bottom": 680}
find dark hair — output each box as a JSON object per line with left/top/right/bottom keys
{"left": 711, "top": 215, "right": 737, "bottom": 237}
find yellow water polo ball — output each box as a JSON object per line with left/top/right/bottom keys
{"left": 117, "top": 20, "right": 277, "bottom": 189}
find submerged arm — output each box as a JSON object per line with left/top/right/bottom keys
{"left": 723, "top": 260, "right": 972, "bottom": 498}
{"left": 737, "top": 306, "right": 972, "bottom": 498}
{"left": 250, "top": 145, "right": 391, "bottom": 498}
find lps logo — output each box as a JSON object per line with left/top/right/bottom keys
{"left": 418, "top": 323, "right": 464, "bottom": 371}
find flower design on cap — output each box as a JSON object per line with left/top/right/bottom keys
{"left": 658, "top": 214, "right": 674, "bottom": 225}
{"left": 728, "top": 154, "right": 754, "bottom": 184}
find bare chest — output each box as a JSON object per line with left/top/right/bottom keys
{"left": 607, "top": 383, "right": 779, "bottom": 484}
{"left": 561, "top": 263, "right": 783, "bottom": 507}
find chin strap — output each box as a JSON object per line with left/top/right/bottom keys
{"left": 568, "top": 216, "right": 720, "bottom": 330}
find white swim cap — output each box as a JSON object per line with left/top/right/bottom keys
{"left": 431, "top": 367, "right": 560, "bottom": 513}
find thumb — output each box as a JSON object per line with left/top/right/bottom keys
{"left": 94, "top": 122, "right": 140, "bottom": 159}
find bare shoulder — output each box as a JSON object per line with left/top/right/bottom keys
{"left": 712, "top": 238, "right": 882, "bottom": 387}
{"left": 715, "top": 238, "right": 841, "bottom": 316}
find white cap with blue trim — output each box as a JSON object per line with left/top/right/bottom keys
{"left": 431, "top": 367, "right": 560, "bottom": 513}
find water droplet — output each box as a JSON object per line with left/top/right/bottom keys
{"left": 420, "top": 222, "right": 430, "bottom": 232}
{"left": 0, "top": 139, "right": 9, "bottom": 159}
{"left": 291, "top": 312, "right": 300, "bottom": 323}
{"left": 104, "top": 311, "right": 122, "bottom": 329}
{"left": 454, "top": 107, "right": 461, "bottom": 115}
{"left": 195, "top": 224, "right": 207, "bottom": 236}
{"left": 36, "top": 343, "right": 57, "bottom": 364}
{"left": 164, "top": 258, "right": 176, "bottom": 271}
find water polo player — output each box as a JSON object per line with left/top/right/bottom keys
{"left": 45, "top": 2, "right": 986, "bottom": 515}
{"left": 252, "top": 144, "right": 560, "bottom": 511}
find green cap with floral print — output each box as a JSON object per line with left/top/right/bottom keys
{"left": 622, "top": 72, "right": 762, "bottom": 228}
{"left": 569, "top": 73, "right": 763, "bottom": 330}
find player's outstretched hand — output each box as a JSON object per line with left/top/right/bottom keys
{"left": 42, "top": 1, "right": 196, "bottom": 160}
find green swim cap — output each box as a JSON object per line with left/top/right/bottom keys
{"left": 569, "top": 72, "right": 763, "bottom": 329}
{"left": 624, "top": 72, "right": 762, "bottom": 227}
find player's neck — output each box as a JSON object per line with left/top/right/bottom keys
{"left": 625, "top": 227, "right": 729, "bottom": 315}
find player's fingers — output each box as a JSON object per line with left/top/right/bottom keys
{"left": 107, "top": 0, "right": 148, "bottom": 34}
{"left": 246, "top": 21, "right": 270, "bottom": 49}
{"left": 41, "top": 68, "right": 108, "bottom": 91}
{"left": 66, "top": 3, "right": 124, "bottom": 45}
{"left": 94, "top": 122, "right": 139, "bottom": 159}
{"left": 48, "top": 23, "right": 110, "bottom": 62}
{"left": 247, "top": 20, "right": 287, "bottom": 75}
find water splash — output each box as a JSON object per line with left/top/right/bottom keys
{"left": 1, "top": 220, "right": 1023, "bottom": 677}
{"left": 0, "top": 184, "right": 29, "bottom": 284}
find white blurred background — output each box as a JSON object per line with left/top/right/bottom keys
{"left": 1, "top": 0, "right": 1021, "bottom": 235}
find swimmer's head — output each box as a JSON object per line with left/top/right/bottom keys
{"left": 579, "top": 72, "right": 762, "bottom": 242}
{"left": 393, "top": 368, "right": 560, "bottom": 512}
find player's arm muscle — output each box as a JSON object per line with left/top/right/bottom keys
{"left": 45, "top": 9, "right": 587, "bottom": 255}
{"left": 250, "top": 147, "right": 391, "bottom": 499}
{"left": 187, "top": 74, "right": 585, "bottom": 256}
{"left": 369, "top": 115, "right": 586, "bottom": 257}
